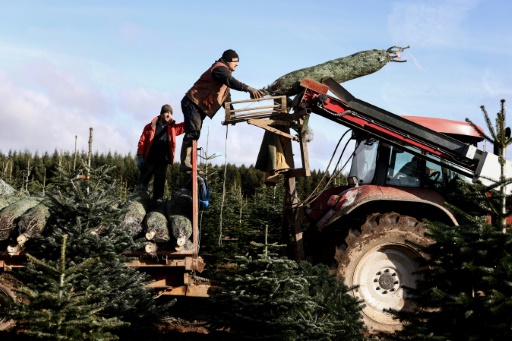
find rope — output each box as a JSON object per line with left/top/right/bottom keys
{"left": 218, "top": 124, "right": 229, "bottom": 246}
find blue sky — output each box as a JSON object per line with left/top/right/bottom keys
{"left": 0, "top": 0, "right": 510, "bottom": 172}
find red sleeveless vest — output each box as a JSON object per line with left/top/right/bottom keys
{"left": 186, "top": 61, "right": 230, "bottom": 118}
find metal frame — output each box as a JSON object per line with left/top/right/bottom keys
{"left": 223, "top": 96, "right": 311, "bottom": 178}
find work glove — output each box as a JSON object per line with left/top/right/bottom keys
{"left": 247, "top": 86, "right": 264, "bottom": 99}
{"left": 137, "top": 156, "right": 143, "bottom": 171}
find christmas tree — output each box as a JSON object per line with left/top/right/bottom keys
{"left": 5, "top": 234, "right": 127, "bottom": 340}
{"left": 11, "top": 164, "right": 173, "bottom": 336}
{"left": 206, "top": 226, "right": 367, "bottom": 340}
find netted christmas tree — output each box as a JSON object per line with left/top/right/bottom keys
{"left": 391, "top": 99, "right": 512, "bottom": 340}
{"left": 11, "top": 164, "right": 173, "bottom": 336}
{"left": 4, "top": 234, "right": 127, "bottom": 340}
{"left": 206, "top": 226, "right": 367, "bottom": 340}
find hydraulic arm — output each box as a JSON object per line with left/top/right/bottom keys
{"left": 293, "top": 78, "right": 483, "bottom": 178}
{"left": 223, "top": 77, "right": 509, "bottom": 191}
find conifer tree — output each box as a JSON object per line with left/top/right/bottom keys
{"left": 393, "top": 99, "right": 512, "bottom": 340}
{"left": 6, "top": 234, "right": 127, "bottom": 340}
{"left": 17, "top": 164, "right": 173, "bottom": 334}
{"left": 199, "top": 177, "right": 285, "bottom": 269}
{"left": 206, "top": 227, "right": 367, "bottom": 340}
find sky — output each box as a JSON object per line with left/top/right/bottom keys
{"left": 0, "top": 0, "right": 511, "bottom": 173}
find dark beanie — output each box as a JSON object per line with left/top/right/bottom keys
{"left": 160, "top": 104, "right": 172, "bottom": 115}
{"left": 222, "top": 49, "right": 239, "bottom": 61}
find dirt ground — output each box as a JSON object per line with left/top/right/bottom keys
{"left": 0, "top": 297, "right": 225, "bottom": 341}
{"left": 0, "top": 318, "right": 215, "bottom": 341}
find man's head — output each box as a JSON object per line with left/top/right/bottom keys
{"left": 221, "top": 49, "right": 239, "bottom": 72}
{"left": 159, "top": 104, "right": 173, "bottom": 123}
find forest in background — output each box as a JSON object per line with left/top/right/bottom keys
{"left": 0, "top": 148, "right": 345, "bottom": 202}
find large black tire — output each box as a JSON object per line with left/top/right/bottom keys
{"left": 335, "top": 212, "right": 431, "bottom": 334}
{"left": 0, "top": 274, "right": 17, "bottom": 331}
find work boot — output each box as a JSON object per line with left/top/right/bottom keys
{"left": 179, "top": 142, "right": 193, "bottom": 172}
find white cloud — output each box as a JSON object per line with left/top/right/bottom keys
{"left": 0, "top": 59, "right": 133, "bottom": 155}
{"left": 117, "top": 87, "right": 175, "bottom": 122}
{"left": 1, "top": 0, "right": 509, "bottom": 174}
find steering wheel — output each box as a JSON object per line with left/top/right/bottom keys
{"left": 429, "top": 171, "right": 440, "bottom": 182}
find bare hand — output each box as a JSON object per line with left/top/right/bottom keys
{"left": 247, "top": 86, "right": 264, "bottom": 99}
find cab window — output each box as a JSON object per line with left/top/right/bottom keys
{"left": 386, "top": 147, "right": 421, "bottom": 187}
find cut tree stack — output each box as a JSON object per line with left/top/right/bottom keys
{"left": 0, "top": 197, "right": 43, "bottom": 241}
{"left": 0, "top": 179, "right": 197, "bottom": 255}
{"left": 119, "top": 186, "right": 152, "bottom": 237}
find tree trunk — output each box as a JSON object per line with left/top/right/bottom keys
{"left": 119, "top": 188, "right": 151, "bottom": 237}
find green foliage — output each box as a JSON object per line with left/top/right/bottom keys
{"left": 391, "top": 220, "right": 512, "bottom": 341}
{"left": 12, "top": 164, "right": 173, "bottom": 336}
{"left": 1, "top": 146, "right": 350, "bottom": 338}
{"left": 392, "top": 99, "right": 512, "bottom": 341}
{"left": 198, "top": 175, "right": 286, "bottom": 269}
{"left": 5, "top": 235, "right": 127, "bottom": 340}
{"left": 206, "top": 238, "right": 367, "bottom": 340}
{"left": 46, "top": 164, "right": 123, "bottom": 230}
{"left": 1, "top": 145, "right": 342, "bottom": 271}
{"left": 0, "top": 150, "right": 333, "bottom": 204}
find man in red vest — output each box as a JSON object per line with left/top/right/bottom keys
{"left": 179, "top": 49, "right": 264, "bottom": 172}
{"left": 136, "top": 104, "right": 185, "bottom": 201}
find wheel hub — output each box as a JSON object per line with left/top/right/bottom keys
{"left": 351, "top": 246, "right": 422, "bottom": 326}
{"left": 375, "top": 269, "right": 399, "bottom": 293}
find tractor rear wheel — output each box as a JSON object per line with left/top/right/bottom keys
{"left": 335, "top": 212, "right": 430, "bottom": 334}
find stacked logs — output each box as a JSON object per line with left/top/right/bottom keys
{"left": 16, "top": 202, "right": 51, "bottom": 245}
{"left": 144, "top": 202, "right": 169, "bottom": 254}
{"left": 166, "top": 189, "right": 193, "bottom": 252}
{"left": 0, "top": 197, "right": 44, "bottom": 241}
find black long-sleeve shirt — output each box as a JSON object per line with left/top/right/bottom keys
{"left": 211, "top": 61, "right": 249, "bottom": 103}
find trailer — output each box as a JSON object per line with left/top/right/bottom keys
{"left": 0, "top": 140, "right": 210, "bottom": 331}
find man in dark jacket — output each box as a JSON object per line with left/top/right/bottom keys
{"left": 179, "top": 49, "right": 264, "bottom": 172}
{"left": 136, "top": 104, "right": 185, "bottom": 201}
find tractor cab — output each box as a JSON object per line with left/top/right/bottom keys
{"left": 347, "top": 115, "right": 484, "bottom": 192}
{"left": 348, "top": 135, "right": 459, "bottom": 191}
